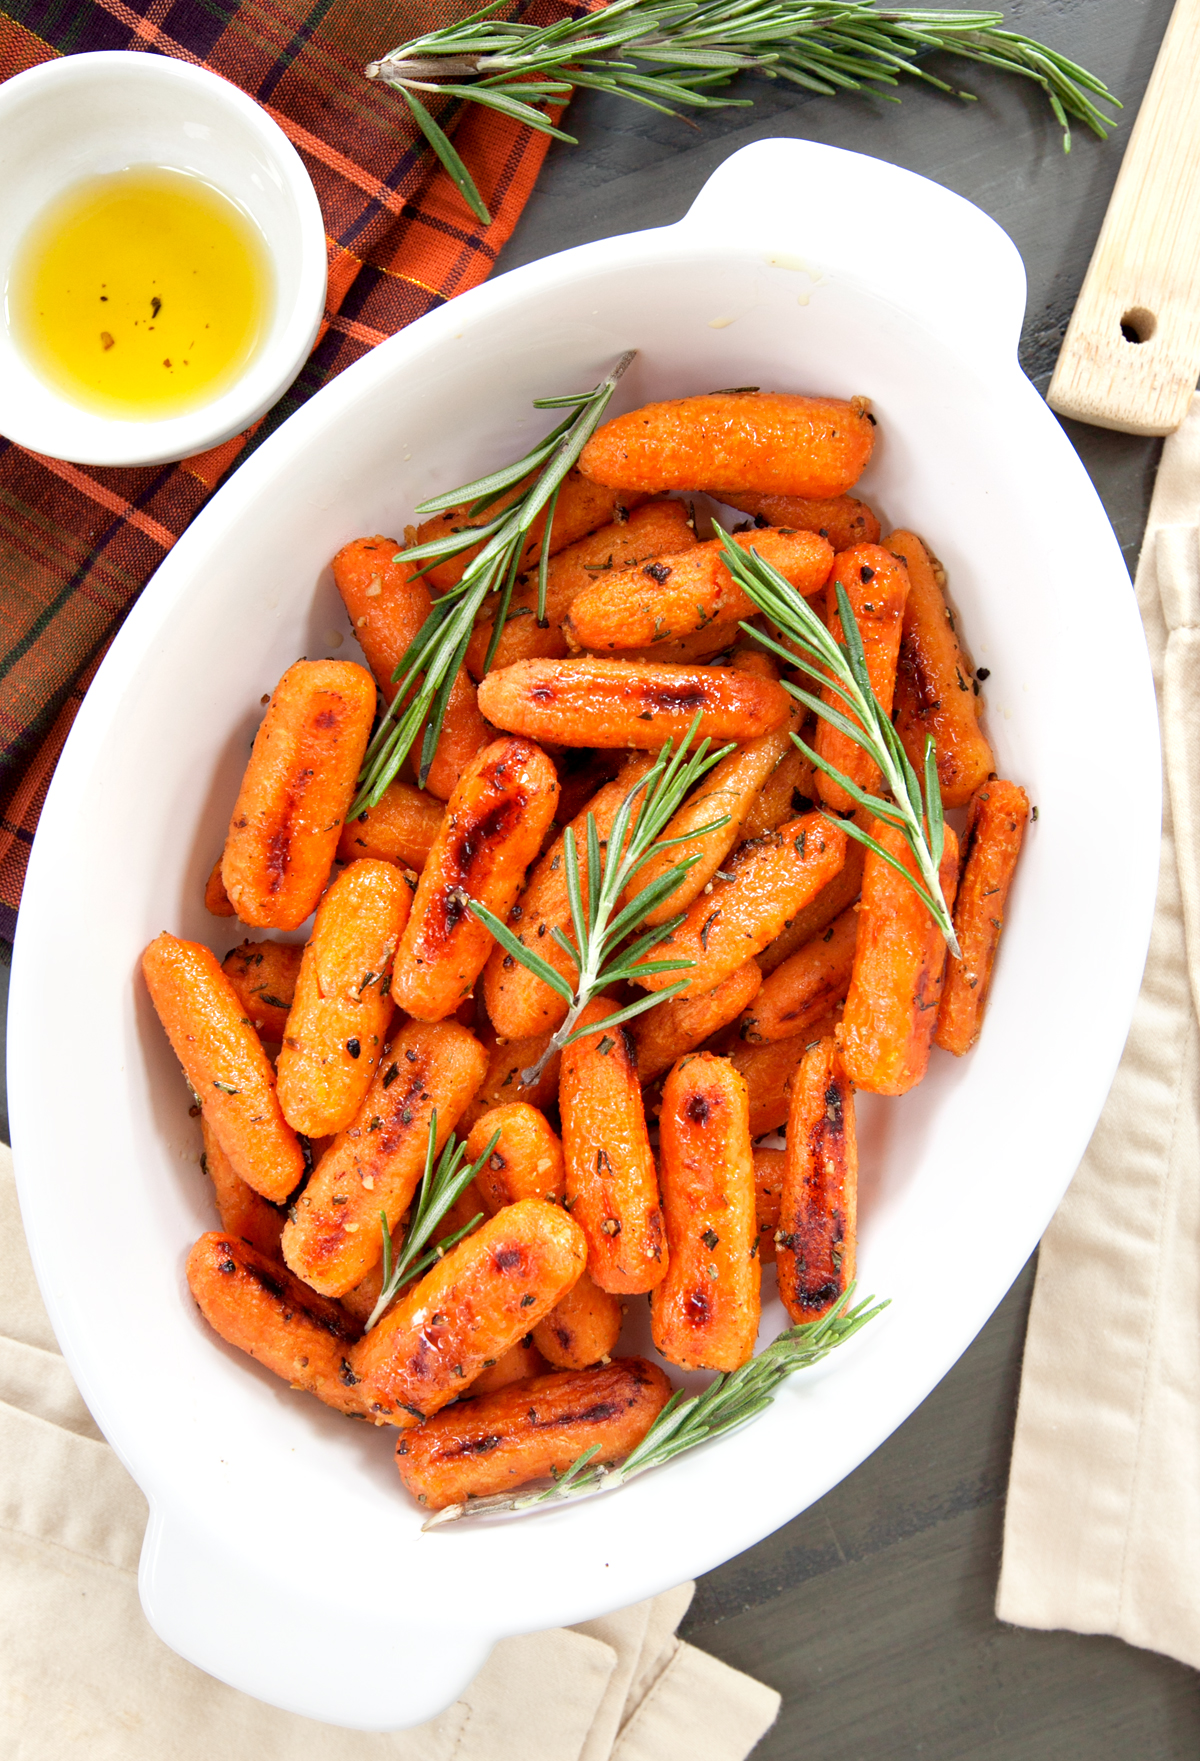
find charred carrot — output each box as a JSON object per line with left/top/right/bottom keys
{"left": 757, "top": 840, "right": 865, "bottom": 974}
{"left": 651, "top": 1054, "right": 760, "bottom": 1372}
{"left": 186, "top": 1232, "right": 371, "bottom": 1419}
{"left": 776, "top": 1038, "right": 857, "bottom": 1323}
{"left": 476, "top": 658, "right": 790, "bottom": 751}
{"left": 883, "top": 530, "right": 996, "bottom": 808}
{"left": 220, "top": 939, "right": 304, "bottom": 1043}
{"left": 275, "top": 859, "right": 412, "bottom": 1138}
{"left": 467, "top": 1103, "right": 565, "bottom": 1211}
{"left": 839, "top": 820, "right": 960, "bottom": 1096}
{"left": 456, "top": 1029, "right": 562, "bottom": 1134}
{"left": 560, "top": 999, "right": 668, "bottom": 1294}
{"left": 712, "top": 490, "right": 882, "bottom": 551}
{"left": 200, "top": 1115, "right": 285, "bottom": 1260}
{"left": 563, "top": 528, "right": 832, "bottom": 653}
{"left": 221, "top": 660, "right": 376, "bottom": 931}
{"left": 752, "top": 1146, "right": 785, "bottom": 1264}
{"left": 632, "top": 960, "right": 762, "bottom": 1082}
{"left": 337, "top": 781, "right": 443, "bottom": 873}
{"left": 936, "top": 780, "right": 1029, "bottom": 1055}
{"left": 624, "top": 703, "right": 804, "bottom": 925}
{"left": 465, "top": 499, "right": 698, "bottom": 679}
{"left": 350, "top": 1199, "right": 588, "bottom": 1424}
{"left": 579, "top": 392, "right": 875, "bottom": 500}
{"left": 142, "top": 933, "right": 305, "bottom": 1203}
{"left": 632, "top": 812, "right": 847, "bottom": 997}
{"left": 739, "top": 906, "right": 857, "bottom": 1044}
{"left": 815, "top": 544, "right": 910, "bottom": 812}
{"left": 482, "top": 756, "right": 654, "bottom": 1041}
{"left": 281, "top": 1018, "right": 488, "bottom": 1296}
{"left": 391, "top": 737, "right": 558, "bottom": 1023}
{"left": 394, "top": 1357, "right": 672, "bottom": 1508}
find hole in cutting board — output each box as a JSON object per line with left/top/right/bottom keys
{"left": 1120, "top": 307, "right": 1157, "bottom": 344}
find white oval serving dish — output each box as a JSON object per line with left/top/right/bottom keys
{"left": 9, "top": 138, "right": 1159, "bottom": 1730}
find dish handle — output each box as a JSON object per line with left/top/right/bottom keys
{"left": 678, "top": 138, "right": 1027, "bottom": 364}
{"left": 139, "top": 1505, "right": 492, "bottom": 1730}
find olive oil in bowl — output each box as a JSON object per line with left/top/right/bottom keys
{"left": 6, "top": 165, "right": 272, "bottom": 420}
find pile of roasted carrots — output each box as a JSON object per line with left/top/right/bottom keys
{"left": 143, "top": 388, "right": 1028, "bottom": 1514}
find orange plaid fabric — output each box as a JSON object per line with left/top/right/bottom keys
{"left": 0, "top": 6, "right": 566, "bottom": 941}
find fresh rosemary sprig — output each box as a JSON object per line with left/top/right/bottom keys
{"left": 423, "top": 1284, "right": 888, "bottom": 1527}
{"left": 365, "top": 1, "right": 1118, "bottom": 224}
{"left": 717, "top": 529, "right": 959, "bottom": 956}
{"left": 365, "top": 1111, "right": 498, "bottom": 1330}
{"left": 350, "top": 350, "right": 635, "bottom": 816}
{"left": 468, "top": 719, "right": 733, "bottom": 1085}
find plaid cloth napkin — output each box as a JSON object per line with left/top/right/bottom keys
{"left": 0, "top": 3, "right": 565, "bottom": 943}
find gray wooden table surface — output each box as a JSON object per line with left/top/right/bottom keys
{"left": 2, "top": 3, "right": 1196, "bottom": 1753}
{"left": 494, "top": 2, "right": 1195, "bottom": 1754}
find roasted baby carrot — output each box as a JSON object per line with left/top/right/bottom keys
{"left": 477, "top": 657, "right": 790, "bottom": 751}
{"left": 632, "top": 960, "right": 762, "bottom": 1082}
{"left": 275, "top": 859, "right": 412, "bottom": 1138}
{"left": 414, "top": 469, "right": 640, "bottom": 595}
{"left": 281, "top": 1018, "right": 488, "bottom": 1296}
{"left": 186, "top": 1232, "right": 371, "bottom": 1419}
{"left": 331, "top": 534, "right": 427, "bottom": 706}
{"left": 416, "top": 669, "right": 494, "bottom": 803}
{"left": 470, "top": 1336, "right": 549, "bottom": 1395}
{"left": 391, "top": 737, "right": 558, "bottom": 1023}
{"left": 560, "top": 999, "right": 668, "bottom": 1294}
{"left": 221, "top": 660, "right": 376, "bottom": 931}
{"left": 728, "top": 1017, "right": 840, "bottom": 1137}
{"left": 220, "top": 939, "right": 304, "bottom": 1042}
{"left": 839, "top": 820, "right": 960, "bottom": 1095}
{"left": 579, "top": 392, "right": 876, "bottom": 500}
{"left": 562, "top": 528, "right": 832, "bottom": 653}
{"left": 814, "top": 544, "right": 910, "bottom": 812}
{"left": 756, "top": 840, "right": 865, "bottom": 974}
{"left": 350, "top": 1199, "right": 588, "bottom": 1423}
{"left": 776, "top": 1037, "right": 857, "bottom": 1323}
{"left": 632, "top": 812, "right": 847, "bottom": 997}
{"left": 739, "top": 906, "right": 858, "bottom": 1044}
{"left": 394, "top": 1357, "right": 672, "bottom": 1508}
{"left": 463, "top": 1105, "right": 623, "bottom": 1367}
{"left": 205, "top": 859, "right": 236, "bottom": 917}
{"left": 466, "top": 1103, "right": 565, "bottom": 1210}
{"left": 738, "top": 742, "right": 816, "bottom": 842}
{"left": 456, "top": 1029, "right": 562, "bottom": 1134}
{"left": 339, "top": 1179, "right": 488, "bottom": 1327}
{"left": 482, "top": 756, "right": 654, "bottom": 1041}
{"left": 465, "top": 498, "right": 697, "bottom": 679}
{"left": 615, "top": 623, "right": 747, "bottom": 667}
{"left": 200, "top": 1115, "right": 285, "bottom": 1260}
{"left": 936, "top": 780, "right": 1029, "bottom": 1055}
{"left": 651, "top": 1053, "right": 760, "bottom": 1371}
{"left": 624, "top": 703, "right": 804, "bottom": 925}
{"left": 883, "top": 530, "right": 996, "bottom": 808}
{"left": 752, "top": 1146, "right": 785, "bottom": 1264}
{"left": 143, "top": 933, "right": 305, "bottom": 1203}
{"left": 532, "top": 1271, "right": 623, "bottom": 1370}
{"left": 713, "top": 490, "right": 881, "bottom": 551}
{"left": 337, "top": 781, "right": 443, "bottom": 873}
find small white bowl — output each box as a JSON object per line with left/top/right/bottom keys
{"left": 0, "top": 52, "right": 327, "bottom": 466}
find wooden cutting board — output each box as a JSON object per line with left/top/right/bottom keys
{"left": 1048, "top": 0, "right": 1200, "bottom": 435}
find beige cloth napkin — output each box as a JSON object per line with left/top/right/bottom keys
{"left": 996, "top": 395, "right": 1200, "bottom": 1668}
{"left": 0, "top": 1147, "right": 779, "bottom": 1758}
